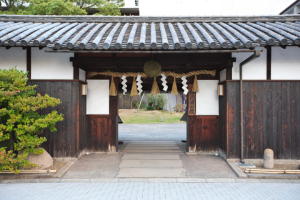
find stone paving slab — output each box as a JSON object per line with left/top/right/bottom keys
{"left": 119, "top": 160, "right": 183, "bottom": 168}
{"left": 126, "top": 144, "right": 179, "bottom": 147}
{"left": 117, "top": 168, "right": 187, "bottom": 178}
{"left": 122, "top": 154, "right": 180, "bottom": 160}
{"left": 1, "top": 181, "right": 300, "bottom": 200}
{"left": 122, "top": 149, "right": 182, "bottom": 153}
{"left": 124, "top": 146, "right": 180, "bottom": 150}
{"left": 1, "top": 178, "right": 300, "bottom": 184}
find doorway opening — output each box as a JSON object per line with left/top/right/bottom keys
{"left": 117, "top": 92, "right": 188, "bottom": 153}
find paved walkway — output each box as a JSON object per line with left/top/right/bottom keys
{"left": 1, "top": 181, "right": 299, "bottom": 200}
{"left": 118, "top": 124, "right": 186, "bottom": 141}
{"left": 118, "top": 141, "right": 186, "bottom": 178}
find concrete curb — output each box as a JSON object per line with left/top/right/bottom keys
{"left": 0, "top": 178, "right": 299, "bottom": 184}
{"left": 226, "top": 160, "right": 248, "bottom": 178}
{"left": 53, "top": 159, "right": 77, "bottom": 178}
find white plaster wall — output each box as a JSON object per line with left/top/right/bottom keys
{"left": 271, "top": 47, "right": 300, "bottom": 80}
{"left": 79, "top": 68, "right": 86, "bottom": 82}
{"left": 220, "top": 69, "right": 226, "bottom": 82}
{"left": 196, "top": 80, "right": 219, "bottom": 115}
{"left": 86, "top": 80, "right": 109, "bottom": 115}
{"left": 232, "top": 47, "right": 266, "bottom": 80}
{"left": 0, "top": 47, "right": 26, "bottom": 71}
{"left": 139, "top": 0, "right": 293, "bottom": 16}
{"left": 31, "top": 48, "right": 74, "bottom": 79}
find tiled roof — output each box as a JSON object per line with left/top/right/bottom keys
{"left": 0, "top": 15, "right": 300, "bottom": 51}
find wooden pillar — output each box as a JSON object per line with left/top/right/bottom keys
{"left": 74, "top": 67, "right": 79, "bottom": 80}
{"left": 109, "top": 77, "right": 119, "bottom": 152}
{"left": 226, "top": 67, "right": 232, "bottom": 80}
{"left": 73, "top": 53, "right": 79, "bottom": 80}
{"left": 267, "top": 46, "right": 271, "bottom": 80}
{"left": 187, "top": 77, "right": 196, "bottom": 152}
{"left": 26, "top": 47, "right": 31, "bottom": 79}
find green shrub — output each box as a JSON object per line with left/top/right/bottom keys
{"left": 146, "top": 94, "right": 166, "bottom": 110}
{"left": 0, "top": 68, "right": 63, "bottom": 174}
{"left": 140, "top": 101, "right": 147, "bottom": 109}
{"left": 132, "top": 100, "right": 147, "bottom": 109}
{"left": 146, "top": 106, "right": 155, "bottom": 110}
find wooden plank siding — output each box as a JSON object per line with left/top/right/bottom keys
{"left": 27, "top": 80, "right": 86, "bottom": 157}
{"left": 220, "top": 81, "right": 300, "bottom": 159}
{"left": 188, "top": 116, "right": 219, "bottom": 152}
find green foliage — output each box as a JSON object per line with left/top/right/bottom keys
{"left": 0, "top": 68, "right": 63, "bottom": 174}
{"left": 173, "top": 104, "right": 185, "bottom": 112}
{"left": 0, "top": 0, "right": 124, "bottom": 15}
{"left": 132, "top": 100, "right": 147, "bottom": 110}
{"left": 146, "top": 106, "right": 155, "bottom": 111}
{"left": 19, "top": 0, "right": 87, "bottom": 15}
{"left": 147, "top": 94, "right": 166, "bottom": 110}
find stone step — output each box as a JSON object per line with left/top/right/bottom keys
{"left": 124, "top": 146, "right": 180, "bottom": 150}
{"left": 117, "top": 168, "right": 186, "bottom": 178}
{"left": 126, "top": 141, "right": 176, "bottom": 144}
{"left": 126, "top": 144, "right": 179, "bottom": 147}
{"left": 122, "top": 149, "right": 182, "bottom": 153}
{"left": 119, "top": 160, "right": 183, "bottom": 168}
{"left": 122, "top": 154, "right": 180, "bottom": 160}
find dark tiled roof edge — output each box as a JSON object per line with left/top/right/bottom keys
{"left": 1, "top": 14, "right": 300, "bottom": 23}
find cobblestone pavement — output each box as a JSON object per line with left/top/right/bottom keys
{"left": 118, "top": 124, "right": 186, "bottom": 141}
{"left": 1, "top": 181, "right": 300, "bottom": 200}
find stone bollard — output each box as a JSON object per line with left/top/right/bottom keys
{"left": 264, "top": 148, "right": 274, "bottom": 169}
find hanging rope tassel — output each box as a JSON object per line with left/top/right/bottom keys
{"left": 171, "top": 77, "right": 178, "bottom": 95}
{"left": 131, "top": 77, "right": 138, "bottom": 96}
{"left": 109, "top": 77, "right": 118, "bottom": 96}
{"left": 192, "top": 75, "right": 199, "bottom": 92}
{"left": 151, "top": 77, "right": 160, "bottom": 95}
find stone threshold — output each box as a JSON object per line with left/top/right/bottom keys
{"left": 1, "top": 178, "right": 300, "bottom": 184}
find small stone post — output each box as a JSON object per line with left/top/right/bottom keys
{"left": 264, "top": 148, "right": 274, "bottom": 169}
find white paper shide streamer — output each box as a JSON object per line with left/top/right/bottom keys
{"left": 121, "top": 75, "right": 127, "bottom": 95}
{"left": 136, "top": 74, "right": 143, "bottom": 95}
{"left": 181, "top": 76, "right": 188, "bottom": 95}
{"left": 161, "top": 73, "right": 168, "bottom": 91}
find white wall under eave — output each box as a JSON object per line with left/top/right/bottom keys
{"left": 86, "top": 80, "right": 109, "bottom": 115}
{"left": 79, "top": 68, "right": 86, "bottom": 82}
{"left": 220, "top": 69, "right": 226, "bottom": 82}
{"left": 196, "top": 80, "right": 219, "bottom": 115}
{"left": 0, "top": 47, "right": 26, "bottom": 71}
{"left": 232, "top": 47, "right": 266, "bottom": 80}
{"left": 31, "top": 48, "right": 74, "bottom": 79}
{"left": 271, "top": 47, "right": 300, "bottom": 80}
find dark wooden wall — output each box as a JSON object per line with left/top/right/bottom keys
{"left": 27, "top": 80, "right": 86, "bottom": 157}
{"left": 220, "top": 81, "right": 300, "bottom": 159}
